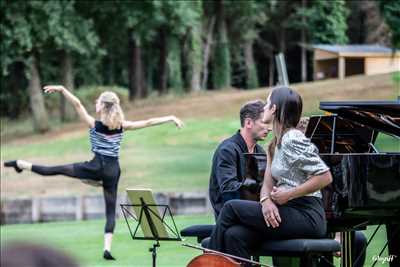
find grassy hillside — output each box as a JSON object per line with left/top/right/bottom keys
{"left": 1, "top": 73, "right": 399, "bottom": 198}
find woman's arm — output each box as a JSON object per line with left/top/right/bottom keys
{"left": 270, "top": 171, "right": 332, "bottom": 204}
{"left": 122, "top": 116, "right": 183, "bottom": 131}
{"left": 260, "top": 161, "right": 274, "bottom": 201}
{"left": 260, "top": 142, "right": 276, "bottom": 201}
{"left": 43, "top": 85, "right": 95, "bottom": 128}
{"left": 260, "top": 152, "right": 281, "bottom": 228}
{"left": 289, "top": 171, "right": 332, "bottom": 199}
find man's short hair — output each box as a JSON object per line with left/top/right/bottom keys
{"left": 240, "top": 100, "right": 265, "bottom": 127}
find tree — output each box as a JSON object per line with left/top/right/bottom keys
{"left": 260, "top": 1, "right": 298, "bottom": 85}
{"left": 1, "top": 1, "right": 50, "bottom": 132}
{"left": 226, "top": 0, "right": 267, "bottom": 88}
{"left": 123, "top": 1, "right": 153, "bottom": 100}
{"left": 293, "top": 0, "right": 349, "bottom": 82}
{"left": 1, "top": 1, "right": 99, "bottom": 130}
{"left": 183, "top": 0, "right": 203, "bottom": 91}
{"left": 47, "top": 1, "right": 99, "bottom": 121}
{"left": 212, "top": 0, "right": 231, "bottom": 89}
{"left": 150, "top": 0, "right": 201, "bottom": 94}
{"left": 379, "top": 0, "right": 400, "bottom": 48}
{"left": 302, "top": 0, "right": 349, "bottom": 44}
{"left": 200, "top": 2, "right": 216, "bottom": 90}
{"left": 300, "top": 0, "right": 307, "bottom": 82}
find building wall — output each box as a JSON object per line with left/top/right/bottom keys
{"left": 365, "top": 57, "right": 400, "bottom": 75}
{"left": 314, "top": 59, "right": 338, "bottom": 80}
{"left": 314, "top": 49, "right": 337, "bottom": 60}
{"left": 0, "top": 192, "right": 213, "bottom": 225}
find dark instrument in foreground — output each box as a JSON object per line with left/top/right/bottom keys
{"left": 245, "top": 100, "right": 400, "bottom": 267}
{"left": 183, "top": 243, "right": 271, "bottom": 267}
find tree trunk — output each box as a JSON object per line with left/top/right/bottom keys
{"left": 133, "top": 36, "right": 144, "bottom": 99}
{"left": 187, "top": 24, "right": 202, "bottom": 91}
{"left": 104, "top": 56, "right": 115, "bottom": 85}
{"left": 60, "top": 50, "right": 76, "bottom": 121}
{"left": 244, "top": 40, "right": 259, "bottom": 89}
{"left": 167, "top": 36, "right": 183, "bottom": 92}
{"left": 145, "top": 49, "right": 153, "bottom": 96}
{"left": 301, "top": 0, "right": 307, "bottom": 82}
{"left": 27, "top": 52, "right": 49, "bottom": 133}
{"left": 362, "top": 1, "right": 391, "bottom": 45}
{"left": 128, "top": 32, "right": 144, "bottom": 100}
{"left": 278, "top": 29, "right": 286, "bottom": 53}
{"left": 212, "top": 0, "right": 231, "bottom": 89}
{"left": 158, "top": 28, "right": 168, "bottom": 95}
{"left": 140, "top": 56, "right": 148, "bottom": 98}
{"left": 128, "top": 31, "right": 135, "bottom": 101}
{"left": 269, "top": 50, "right": 275, "bottom": 87}
{"left": 9, "top": 62, "right": 25, "bottom": 118}
{"left": 201, "top": 16, "right": 215, "bottom": 90}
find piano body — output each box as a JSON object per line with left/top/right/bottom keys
{"left": 244, "top": 100, "right": 400, "bottom": 267}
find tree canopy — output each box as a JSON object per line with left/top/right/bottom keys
{"left": 1, "top": 0, "right": 398, "bottom": 131}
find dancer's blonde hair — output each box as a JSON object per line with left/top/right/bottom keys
{"left": 97, "top": 91, "right": 125, "bottom": 130}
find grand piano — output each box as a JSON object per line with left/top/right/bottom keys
{"left": 244, "top": 100, "right": 400, "bottom": 267}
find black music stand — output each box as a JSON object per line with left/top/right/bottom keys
{"left": 121, "top": 189, "right": 181, "bottom": 267}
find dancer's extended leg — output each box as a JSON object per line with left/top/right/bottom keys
{"left": 31, "top": 163, "right": 77, "bottom": 177}
{"left": 5, "top": 160, "right": 102, "bottom": 186}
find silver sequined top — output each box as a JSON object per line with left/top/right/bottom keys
{"left": 271, "top": 129, "right": 329, "bottom": 198}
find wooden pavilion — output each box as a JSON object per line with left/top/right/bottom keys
{"left": 312, "top": 44, "right": 399, "bottom": 80}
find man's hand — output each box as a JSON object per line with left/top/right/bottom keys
{"left": 261, "top": 199, "right": 281, "bottom": 228}
{"left": 270, "top": 186, "right": 294, "bottom": 205}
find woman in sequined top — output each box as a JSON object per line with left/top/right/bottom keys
{"left": 207, "top": 86, "right": 333, "bottom": 265}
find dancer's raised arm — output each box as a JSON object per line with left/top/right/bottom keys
{"left": 122, "top": 115, "right": 183, "bottom": 131}
{"left": 43, "top": 85, "right": 95, "bottom": 128}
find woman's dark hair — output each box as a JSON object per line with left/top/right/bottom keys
{"left": 270, "top": 86, "right": 302, "bottom": 130}
{"left": 267, "top": 86, "right": 303, "bottom": 159}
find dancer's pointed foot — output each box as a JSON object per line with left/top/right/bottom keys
{"left": 103, "top": 250, "right": 116, "bottom": 260}
{"left": 4, "top": 160, "right": 23, "bottom": 173}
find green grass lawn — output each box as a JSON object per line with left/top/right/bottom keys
{"left": 1, "top": 215, "right": 391, "bottom": 267}
{"left": 2, "top": 117, "right": 398, "bottom": 197}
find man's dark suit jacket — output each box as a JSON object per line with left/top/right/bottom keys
{"left": 209, "top": 131, "right": 265, "bottom": 217}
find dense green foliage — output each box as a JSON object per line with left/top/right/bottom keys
{"left": 301, "top": 0, "right": 349, "bottom": 44}
{"left": 1, "top": 0, "right": 398, "bottom": 129}
{"left": 379, "top": 0, "right": 400, "bottom": 49}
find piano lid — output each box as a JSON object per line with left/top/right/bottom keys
{"left": 305, "top": 115, "right": 377, "bottom": 153}
{"left": 319, "top": 100, "right": 400, "bottom": 138}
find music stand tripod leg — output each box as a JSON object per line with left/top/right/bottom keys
{"left": 149, "top": 241, "right": 160, "bottom": 267}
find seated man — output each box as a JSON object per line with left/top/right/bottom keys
{"left": 209, "top": 100, "right": 269, "bottom": 218}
